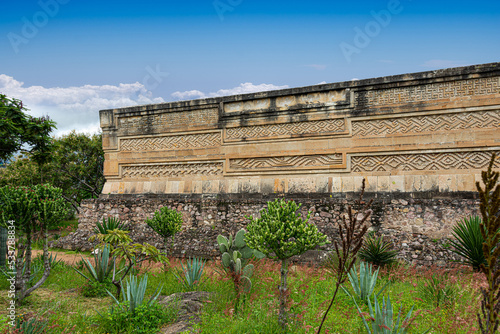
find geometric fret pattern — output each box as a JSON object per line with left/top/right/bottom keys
{"left": 230, "top": 154, "right": 343, "bottom": 170}
{"left": 225, "top": 119, "right": 345, "bottom": 141}
{"left": 118, "top": 108, "right": 218, "bottom": 131}
{"left": 361, "top": 77, "right": 499, "bottom": 106}
{"left": 122, "top": 163, "right": 223, "bottom": 178}
{"left": 121, "top": 133, "right": 221, "bottom": 151}
{"left": 351, "top": 151, "right": 500, "bottom": 172}
{"left": 352, "top": 110, "right": 500, "bottom": 137}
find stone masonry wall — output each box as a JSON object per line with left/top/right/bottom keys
{"left": 55, "top": 192, "right": 480, "bottom": 266}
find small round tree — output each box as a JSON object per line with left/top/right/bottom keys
{"left": 245, "top": 198, "right": 328, "bottom": 329}
{"left": 145, "top": 206, "right": 183, "bottom": 254}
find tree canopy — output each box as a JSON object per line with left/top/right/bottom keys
{"left": 0, "top": 93, "right": 55, "bottom": 165}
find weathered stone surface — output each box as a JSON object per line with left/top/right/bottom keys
{"left": 54, "top": 192, "right": 476, "bottom": 266}
{"left": 158, "top": 291, "right": 213, "bottom": 334}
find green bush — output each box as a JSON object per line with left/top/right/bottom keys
{"left": 100, "top": 302, "right": 174, "bottom": 334}
{"left": 358, "top": 234, "right": 398, "bottom": 267}
{"left": 449, "top": 215, "right": 486, "bottom": 271}
{"left": 145, "top": 206, "right": 183, "bottom": 251}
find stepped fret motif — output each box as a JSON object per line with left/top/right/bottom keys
{"left": 226, "top": 119, "right": 345, "bottom": 140}
{"left": 360, "top": 77, "right": 499, "bottom": 106}
{"left": 230, "top": 154, "right": 343, "bottom": 170}
{"left": 352, "top": 110, "right": 500, "bottom": 137}
{"left": 122, "top": 163, "right": 223, "bottom": 178}
{"left": 351, "top": 151, "right": 500, "bottom": 172}
{"left": 119, "top": 108, "right": 218, "bottom": 131}
{"left": 121, "top": 133, "right": 221, "bottom": 151}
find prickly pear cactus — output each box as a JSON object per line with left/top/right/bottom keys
{"left": 217, "top": 229, "right": 262, "bottom": 293}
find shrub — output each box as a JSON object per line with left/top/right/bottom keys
{"left": 358, "top": 234, "right": 398, "bottom": 267}
{"left": 449, "top": 215, "right": 486, "bottom": 271}
{"left": 145, "top": 206, "right": 183, "bottom": 252}
{"left": 246, "top": 198, "right": 328, "bottom": 330}
{"left": 100, "top": 302, "right": 174, "bottom": 334}
{"left": 81, "top": 278, "right": 114, "bottom": 298}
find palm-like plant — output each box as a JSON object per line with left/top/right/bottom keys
{"left": 449, "top": 216, "right": 486, "bottom": 271}
{"left": 93, "top": 217, "right": 127, "bottom": 235}
{"left": 358, "top": 234, "right": 397, "bottom": 267}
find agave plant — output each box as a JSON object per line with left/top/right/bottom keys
{"left": 14, "top": 316, "right": 47, "bottom": 334}
{"left": 94, "top": 217, "right": 127, "bottom": 235}
{"left": 175, "top": 257, "right": 206, "bottom": 290}
{"left": 0, "top": 259, "right": 42, "bottom": 288}
{"left": 73, "top": 244, "right": 119, "bottom": 283}
{"left": 342, "top": 261, "right": 389, "bottom": 303}
{"left": 356, "top": 295, "right": 430, "bottom": 334}
{"left": 358, "top": 234, "right": 398, "bottom": 267}
{"left": 418, "top": 273, "right": 457, "bottom": 308}
{"left": 107, "top": 274, "right": 162, "bottom": 315}
{"left": 449, "top": 216, "right": 486, "bottom": 271}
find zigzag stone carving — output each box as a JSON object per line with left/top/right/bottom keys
{"left": 122, "top": 163, "right": 223, "bottom": 178}
{"left": 352, "top": 110, "right": 500, "bottom": 137}
{"left": 118, "top": 108, "right": 218, "bottom": 131}
{"left": 360, "top": 77, "right": 499, "bottom": 106}
{"left": 225, "top": 119, "right": 345, "bottom": 140}
{"left": 351, "top": 151, "right": 500, "bottom": 172}
{"left": 121, "top": 133, "right": 221, "bottom": 151}
{"left": 230, "top": 154, "right": 343, "bottom": 170}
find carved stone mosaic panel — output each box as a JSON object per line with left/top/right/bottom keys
{"left": 225, "top": 119, "right": 345, "bottom": 141}
{"left": 352, "top": 110, "right": 500, "bottom": 136}
{"left": 122, "top": 162, "right": 223, "bottom": 178}
{"left": 118, "top": 108, "right": 218, "bottom": 131}
{"left": 351, "top": 151, "right": 500, "bottom": 172}
{"left": 229, "top": 154, "right": 343, "bottom": 171}
{"left": 121, "top": 133, "right": 221, "bottom": 151}
{"left": 360, "top": 77, "right": 500, "bottom": 106}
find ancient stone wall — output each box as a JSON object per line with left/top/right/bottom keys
{"left": 56, "top": 192, "right": 477, "bottom": 266}
{"left": 99, "top": 63, "right": 500, "bottom": 196}
{"left": 56, "top": 63, "right": 500, "bottom": 266}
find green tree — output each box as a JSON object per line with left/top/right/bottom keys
{"left": 0, "top": 184, "right": 69, "bottom": 302}
{"left": 245, "top": 199, "right": 328, "bottom": 330}
{"left": 0, "top": 132, "right": 105, "bottom": 212}
{"left": 0, "top": 94, "right": 55, "bottom": 165}
{"left": 47, "top": 131, "right": 105, "bottom": 210}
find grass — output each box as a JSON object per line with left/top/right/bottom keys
{"left": 0, "top": 254, "right": 485, "bottom": 333}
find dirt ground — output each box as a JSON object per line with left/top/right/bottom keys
{"left": 31, "top": 249, "right": 92, "bottom": 266}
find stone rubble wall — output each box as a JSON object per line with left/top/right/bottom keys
{"left": 54, "top": 192, "right": 479, "bottom": 267}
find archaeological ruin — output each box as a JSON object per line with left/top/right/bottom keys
{"left": 57, "top": 62, "right": 500, "bottom": 265}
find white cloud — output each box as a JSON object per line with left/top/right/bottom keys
{"left": 420, "top": 60, "right": 470, "bottom": 69}
{"left": 0, "top": 75, "right": 164, "bottom": 137}
{"left": 305, "top": 64, "right": 327, "bottom": 70}
{"left": 171, "top": 82, "right": 289, "bottom": 101}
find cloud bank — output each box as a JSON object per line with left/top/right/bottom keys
{"left": 171, "top": 82, "right": 289, "bottom": 101}
{"left": 1, "top": 76, "right": 290, "bottom": 137}
{"left": 0, "top": 74, "right": 165, "bottom": 136}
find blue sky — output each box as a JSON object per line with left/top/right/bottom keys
{"left": 1, "top": 0, "right": 499, "bottom": 135}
